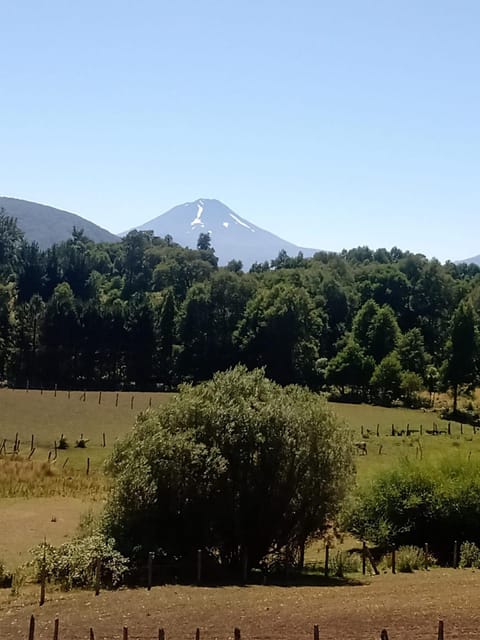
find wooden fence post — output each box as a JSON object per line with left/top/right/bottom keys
{"left": 380, "top": 630, "right": 389, "bottom": 640}
{"left": 376, "top": 423, "right": 379, "bottom": 437}
{"left": 31, "top": 434, "right": 34, "bottom": 450}
{"left": 131, "top": 395, "right": 134, "bottom": 410}
{"left": 448, "top": 422, "right": 451, "bottom": 436}
{"left": 86, "top": 457, "right": 90, "bottom": 475}
{"left": 438, "top": 620, "right": 444, "bottom": 640}
{"left": 148, "top": 551, "right": 154, "bottom": 590}
{"left": 54, "top": 384, "right": 57, "bottom": 397}
{"left": 158, "top": 629, "right": 165, "bottom": 640}
{"left": 242, "top": 550, "right": 248, "bottom": 584}
{"left": 453, "top": 540, "right": 458, "bottom": 568}
{"left": 123, "top": 627, "right": 128, "bottom": 640}
{"left": 116, "top": 392, "right": 119, "bottom": 407}
{"left": 362, "top": 541, "right": 366, "bottom": 575}
{"left": 313, "top": 624, "right": 319, "bottom": 640}
{"left": 197, "top": 549, "right": 202, "bottom": 585}
{"left": 195, "top": 628, "right": 200, "bottom": 640}
{"left": 391, "top": 549, "right": 396, "bottom": 574}
{"left": 89, "top": 628, "right": 95, "bottom": 640}
{"left": 234, "top": 628, "right": 241, "bottom": 640}
{"left": 68, "top": 390, "right": 71, "bottom": 399}
{"left": 102, "top": 432, "right": 106, "bottom": 447}
{"left": 28, "top": 615, "right": 35, "bottom": 640}
{"left": 53, "top": 618, "right": 59, "bottom": 640}
{"left": 324, "top": 544, "right": 329, "bottom": 577}
{"left": 95, "top": 557, "right": 101, "bottom": 596}
{"left": 39, "top": 543, "right": 46, "bottom": 606}
{"left": 98, "top": 391, "right": 102, "bottom": 405}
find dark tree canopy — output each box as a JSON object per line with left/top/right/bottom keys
{"left": 0, "top": 212, "right": 479, "bottom": 410}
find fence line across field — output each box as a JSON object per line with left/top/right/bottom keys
{"left": 24, "top": 615, "right": 450, "bottom": 640}
{"left": 21, "top": 383, "right": 160, "bottom": 409}
{"left": 1, "top": 420, "right": 475, "bottom": 460}
{"left": 32, "top": 535, "right": 466, "bottom": 609}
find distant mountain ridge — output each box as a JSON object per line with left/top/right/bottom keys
{"left": 130, "top": 198, "right": 318, "bottom": 267}
{"left": 0, "top": 197, "right": 119, "bottom": 248}
{"left": 458, "top": 254, "right": 480, "bottom": 267}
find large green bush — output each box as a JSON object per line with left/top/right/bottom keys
{"left": 103, "top": 365, "right": 354, "bottom": 575}
{"left": 29, "top": 535, "right": 128, "bottom": 590}
{"left": 345, "top": 456, "right": 480, "bottom": 557}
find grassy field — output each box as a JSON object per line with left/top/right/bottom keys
{"left": 1, "top": 389, "right": 480, "bottom": 570}
{"left": 2, "top": 571, "right": 480, "bottom": 639}
{"left": 331, "top": 401, "right": 480, "bottom": 480}
{"left": 0, "top": 388, "right": 171, "bottom": 451}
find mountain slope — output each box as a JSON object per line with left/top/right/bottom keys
{"left": 0, "top": 197, "right": 119, "bottom": 248}
{"left": 131, "top": 198, "right": 318, "bottom": 267}
{"left": 458, "top": 255, "right": 480, "bottom": 266}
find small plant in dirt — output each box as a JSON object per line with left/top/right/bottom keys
{"left": 58, "top": 434, "right": 68, "bottom": 450}
{"left": 381, "top": 546, "right": 434, "bottom": 573}
{"left": 329, "top": 550, "right": 362, "bottom": 577}
{"left": 0, "top": 559, "right": 13, "bottom": 588}
{"left": 459, "top": 541, "right": 480, "bottom": 568}
{"left": 29, "top": 535, "right": 128, "bottom": 590}
{"left": 10, "top": 566, "right": 27, "bottom": 596}
{"left": 75, "top": 435, "right": 89, "bottom": 448}
{"left": 76, "top": 508, "right": 101, "bottom": 538}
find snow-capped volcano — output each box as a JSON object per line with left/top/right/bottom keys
{"left": 128, "top": 199, "right": 318, "bottom": 267}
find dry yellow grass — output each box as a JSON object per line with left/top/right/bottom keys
{"left": 0, "top": 497, "right": 100, "bottom": 570}
{"left": 0, "top": 458, "right": 107, "bottom": 499}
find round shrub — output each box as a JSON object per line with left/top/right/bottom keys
{"left": 344, "top": 456, "right": 480, "bottom": 560}
{"left": 103, "top": 365, "right": 354, "bottom": 575}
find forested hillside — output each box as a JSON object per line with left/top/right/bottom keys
{"left": 1, "top": 209, "right": 480, "bottom": 410}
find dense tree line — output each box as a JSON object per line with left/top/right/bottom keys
{"left": 1, "top": 209, "right": 480, "bottom": 408}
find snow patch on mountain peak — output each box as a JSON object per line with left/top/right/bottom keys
{"left": 191, "top": 202, "right": 205, "bottom": 227}
{"left": 229, "top": 212, "right": 254, "bottom": 232}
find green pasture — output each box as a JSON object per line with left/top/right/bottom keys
{"left": 0, "top": 390, "right": 478, "bottom": 491}
{"left": 0, "top": 389, "right": 171, "bottom": 498}
{"left": 1, "top": 390, "right": 479, "bottom": 568}
{"left": 331, "top": 401, "right": 480, "bottom": 480}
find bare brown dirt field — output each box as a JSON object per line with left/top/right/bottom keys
{"left": 0, "top": 497, "right": 98, "bottom": 569}
{"left": 1, "top": 570, "right": 479, "bottom": 640}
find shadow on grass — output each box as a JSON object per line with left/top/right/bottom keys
{"left": 129, "top": 571, "right": 365, "bottom": 589}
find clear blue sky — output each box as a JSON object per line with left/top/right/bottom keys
{"left": 2, "top": 1, "right": 480, "bottom": 261}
